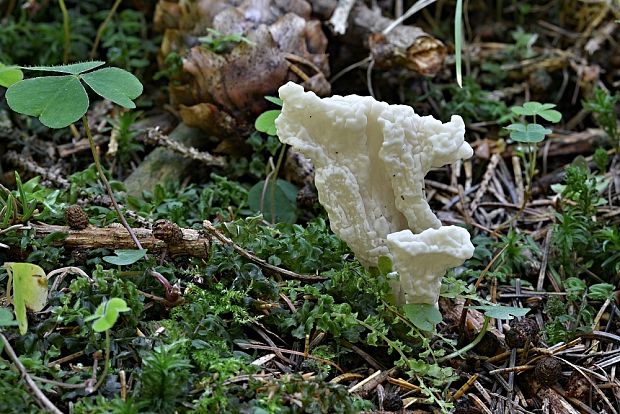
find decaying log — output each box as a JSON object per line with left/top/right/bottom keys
{"left": 31, "top": 223, "right": 210, "bottom": 259}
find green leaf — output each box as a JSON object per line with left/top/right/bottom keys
{"left": 264, "top": 96, "right": 283, "bottom": 106}
{"left": 469, "top": 304, "right": 530, "bottom": 320}
{"left": 84, "top": 298, "right": 130, "bottom": 332}
{"left": 377, "top": 255, "right": 393, "bottom": 275}
{"left": 248, "top": 179, "right": 298, "bottom": 223}
{"left": 511, "top": 102, "right": 562, "bottom": 123}
{"left": 587, "top": 283, "right": 615, "bottom": 301}
{"left": 4, "top": 263, "right": 48, "bottom": 335}
{"left": 0, "top": 64, "right": 23, "bottom": 88}
{"left": 6, "top": 75, "right": 88, "bottom": 128}
{"left": 103, "top": 249, "right": 147, "bottom": 266}
{"left": 537, "top": 108, "right": 562, "bottom": 123}
{"left": 81, "top": 68, "right": 143, "bottom": 109}
{"left": 403, "top": 303, "right": 443, "bottom": 332}
{"left": 255, "top": 110, "right": 281, "bottom": 135}
{"left": 0, "top": 308, "right": 19, "bottom": 328}
{"left": 24, "top": 61, "right": 105, "bottom": 75}
{"left": 505, "top": 122, "right": 551, "bottom": 143}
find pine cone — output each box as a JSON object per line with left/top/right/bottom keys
{"left": 152, "top": 219, "right": 183, "bottom": 245}
{"left": 64, "top": 205, "right": 89, "bottom": 230}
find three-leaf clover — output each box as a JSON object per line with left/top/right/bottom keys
{"left": 85, "top": 297, "right": 131, "bottom": 332}
{"left": 505, "top": 101, "right": 562, "bottom": 144}
{"left": 5, "top": 61, "right": 142, "bottom": 128}
{"left": 504, "top": 123, "right": 552, "bottom": 143}
{"left": 510, "top": 102, "right": 562, "bottom": 122}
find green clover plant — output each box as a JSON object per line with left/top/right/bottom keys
{"left": 505, "top": 101, "right": 562, "bottom": 205}
{"left": 2, "top": 62, "right": 175, "bottom": 300}
{"left": 5, "top": 61, "right": 141, "bottom": 128}
{"left": 85, "top": 297, "right": 131, "bottom": 332}
{"left": 83, "top": 297, "right": 131, "bottom": 392}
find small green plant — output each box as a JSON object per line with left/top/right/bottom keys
{"left": 425, "top": 77, "right": 512, "bottom": 125}
{"left": 138, "top": 341, "right": 192, "bottom": 413}
{"left": 505, "top": 101, "right": 562, "bottom": 203}
{"left": 510, "top": 28, "right": 538, "bottom": 59}
{"left": 83, "top": 297, "right": 131, "bottom": 393}
{"left": 199, "top": 28, "right": 254, "bottom": 54}
{"left": 583, "top": 86, "right": 619, "bottom": 150}
{"left": 97, "top": 9, "right": 158, "bottom": 72}
{"left": 544, "top": 278, "right": 614, "bottom": 344}
{"left": 106, "top": 111, "right": 145, "bottom": 174}
{"left": 84, "top": 297, "right": 131, "bottom": 333}
{"left": 250, "top": 97, "right": 299, "bottom": 223}
{"left": 1, "top": 172, "right": 64, "bottom": 227}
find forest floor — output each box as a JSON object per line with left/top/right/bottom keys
{"left": 1, "top": 1, "right": 620, "bottom": 413}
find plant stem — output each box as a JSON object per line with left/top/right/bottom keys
{"left": 82, "top": 115, "right": 143, "bottom": 250}
{"left": 438, "top": 316, "right": 490, "bottom": 362}
{"left": 90, "top": 0, "right": 123, "bottom": 59}
{"left": 92, "top": 329, "right": 111, "bottom": 392}
{"left": 58, "top": 0, "right": 71, "bottom": 64}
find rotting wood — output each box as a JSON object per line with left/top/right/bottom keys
{"left": 31, "top": 223, "right": 210, "bottom": 259}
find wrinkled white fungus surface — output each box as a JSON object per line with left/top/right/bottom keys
{"left": 387, "top": 227, "right": 475, "bottom": 306}
{"left": 275, "top": 81, "right": 474, "bottom": 305}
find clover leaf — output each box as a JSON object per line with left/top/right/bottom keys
{"left": 5, "top": 62, "right": 142, "bottom": 128}
{"left": 6, "top": 76, "right": 89, "bottom": 128}
{"left": 511, "top": 102, "right": 562, "bottom": 123}
{"left": 505, "top": 123, "right": 552, "bottom": 143}
{"left": 81, "top": 68, "right": 143, "bottom": 108}
{"left": 0, "top": 64, "right": 23, "bottom": 88}
{"left": 103, "top": 249, "right": 147, "bottom": 266}
{"left": 26, "top": 61, "right": 105, "bottom": 75}
{"left": 468, "top": 304, "right": 530, "bottom": 320}
{"left": 84, "top": 298, "right": 130, "bottom": 332}
{"left": 255, "top": 110, "right": 281, "bottom": 136}
{"left": 403, "top": 303, "right": 443, "bottom": 332}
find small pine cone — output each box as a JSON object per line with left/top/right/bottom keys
{"left": 505, "top": 318, "right": 540, "bottom": 348}
{"left": 65, "top": 205, "right": 89, "bottom": 229}
{"left": 152, "top": 219, "right": 183, "bottom": 245}
{"left": 535, "top": 357, "right": 562, "bottom": 387}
